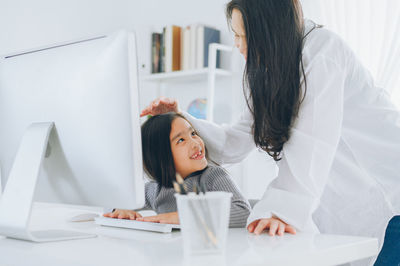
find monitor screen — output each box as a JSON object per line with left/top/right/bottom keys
{"left": 0, "top": 30, "right": 145, "bottom": 210}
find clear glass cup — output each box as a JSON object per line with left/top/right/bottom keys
{"left": 175, "top": 191, "right": 232, "bottom": 256}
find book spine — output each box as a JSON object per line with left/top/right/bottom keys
{"left": 196, "top": 26, "right": 204, "bottom": 69}
{"left": 165, "top": 26, "right": 172, "bottom": 72}
{"left": 181, "top": 26, "right": 190, "bottom": 71}
{"left": 172, "top": 26, "right": 181, "bottom": 71}
{"left": 203, "top": 27, "right": 220, "bottom": 68}
{"left": 189, "top": 25, "right": 197, "bottom": 70}
{"left": 160, "top": 28, "right": 165, "bottom": 72}
{"left": 151, "top": 33, "right": 161, "bottom": 73}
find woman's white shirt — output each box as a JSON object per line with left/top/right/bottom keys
{"left": 183, "top": 19, "right": 400, "bottom": 257}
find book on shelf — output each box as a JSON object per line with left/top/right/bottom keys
{"left": 160, "top": 29, "right": 165, "bottom": 73}
{"left": 181, "top": 26, "right": 191, "bottom": 71}
{"left": 151, "top": 33, "right": 161, "bottom": 73}
{"left": 150, "top": 24, "right": 221, "bottom": 74}
{"left": 196, "top": 25, "right": 220, "bottom": 69}
{"left": 164, "top": 25, "right": 181, "bottom": 72}
{"left": 189, "top": 24, "right": 199, "bottom": 70}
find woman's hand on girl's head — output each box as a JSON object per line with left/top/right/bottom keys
{"left": 140, "top": 97, "right": 179, "bottom": 117}
{"left": 136, "top": 211, "right": 179, "bottom": 224}
{"left": 247, "top": 217, "right": 296, "bottom": 236}
{"left": 103, "top": 209, "right": 142, "bottom": 220}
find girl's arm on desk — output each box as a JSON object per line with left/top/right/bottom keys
{"left": 103, "top": 209, "right": 179, "bottom": 224}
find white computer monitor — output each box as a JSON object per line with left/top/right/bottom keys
{"left": 0, "top": 30, "right": 145, "bottom": 242}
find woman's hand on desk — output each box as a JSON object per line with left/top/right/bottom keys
{"left": 103, "top": 209, "right": 142, "bottom": 220}
{"left": 136, "top": 212, "right": 179, "bottom": 224}
{"left": 140, "top": 97, "right": 179, "bottom": 117}
{"left": 247, "top": 217, "right": 296, "bottom": 236}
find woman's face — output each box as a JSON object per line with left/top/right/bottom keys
{"left": 231, "top": 8, "right": 248, "bottom": 60}
{"left": 170, "top": 117, "right": 207, "bottom": 178}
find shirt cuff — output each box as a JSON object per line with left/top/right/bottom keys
{"left": 246, "top": 187, "right": 319, "bottom": 232}
{"left": 246, "top": 211, "right": 273, "bottom": 227}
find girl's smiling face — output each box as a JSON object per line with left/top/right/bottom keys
{"left": 170, "top": 117, "right": 207, "bottom": 178}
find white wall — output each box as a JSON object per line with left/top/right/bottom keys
{"left": 0, "top": 0, "right": 131, "bottom": 55}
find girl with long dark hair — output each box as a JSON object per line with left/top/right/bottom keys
{"left": 141, "top": 0, "right": 400, "bottom": 264}
{"left": 104, "top": 112, "right": 250, "bottom": 228}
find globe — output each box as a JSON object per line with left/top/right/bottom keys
{"left": 187, "top": 98, "right": 207, "bottom": 119}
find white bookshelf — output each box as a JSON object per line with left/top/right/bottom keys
{"left": 141, "top": 68, "right": 231, "bottom": 82}
{"left": 141, "top": 43, "right": 233, "bottom": 122}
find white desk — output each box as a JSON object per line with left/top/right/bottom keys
{"left": 0, "top": 202, "right": 378, "bottom": 266}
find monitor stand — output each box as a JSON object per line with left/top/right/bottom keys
{"left": 0, "top": 122, "right": 97, "bottom": 242}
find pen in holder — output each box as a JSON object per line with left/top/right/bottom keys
{"left": 174, "top": 176, "right": 216, "bottom": 246}
{"left": 174, "top": 174, "right": 232, "bottom": 255}
{"left": 194, "top": 181, "right": 217, "bottom": 238}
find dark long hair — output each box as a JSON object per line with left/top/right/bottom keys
{"left": 226, "top": 0, "right": 309, "bottom": 161}
{"left": 141, "top": 112, "right": 211, "bottom": 188}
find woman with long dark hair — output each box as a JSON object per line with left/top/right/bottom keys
{"left": 141, "top": 0, "right": 400, "bottom": 264}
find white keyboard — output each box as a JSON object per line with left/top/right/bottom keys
{"left": 94, "top": 216, "right": 180, "bottom": 233}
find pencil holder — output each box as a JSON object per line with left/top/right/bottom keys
{"left": 175, "top": 191, "right": 232, "bottom": 255}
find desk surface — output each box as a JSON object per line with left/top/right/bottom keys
{"left": 0, "top": 203, "right": 378, "bottom": 266}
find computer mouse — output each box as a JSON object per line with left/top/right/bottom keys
{"left": 68, "top": 212, "right": 100, "bottom": 222}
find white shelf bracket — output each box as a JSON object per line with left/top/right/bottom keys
{"left": 207, "top": 43, "right": 233, "bottom": 122}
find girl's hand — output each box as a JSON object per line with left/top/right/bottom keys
{"left": 140, "top": 97, "right": 179, "bottom": 117}
{"left": 247, "top": 217, "right": 297, "bottom": 236}
{"left": 103, "top": 209, "right": 142, "bottom": 220}
{"left": 136, "top": 211, "right": 179, "bottom": 224}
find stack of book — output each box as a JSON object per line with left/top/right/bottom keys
{"left": 151, "top": 24, "right": 221, "bottom": 73}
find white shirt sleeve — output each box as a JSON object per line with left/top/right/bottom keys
{"left": 181, "top": 107, "right": 256, "bottom": 165}
{"left": 247, "top": 54, "right": 345, "bottom": 232}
